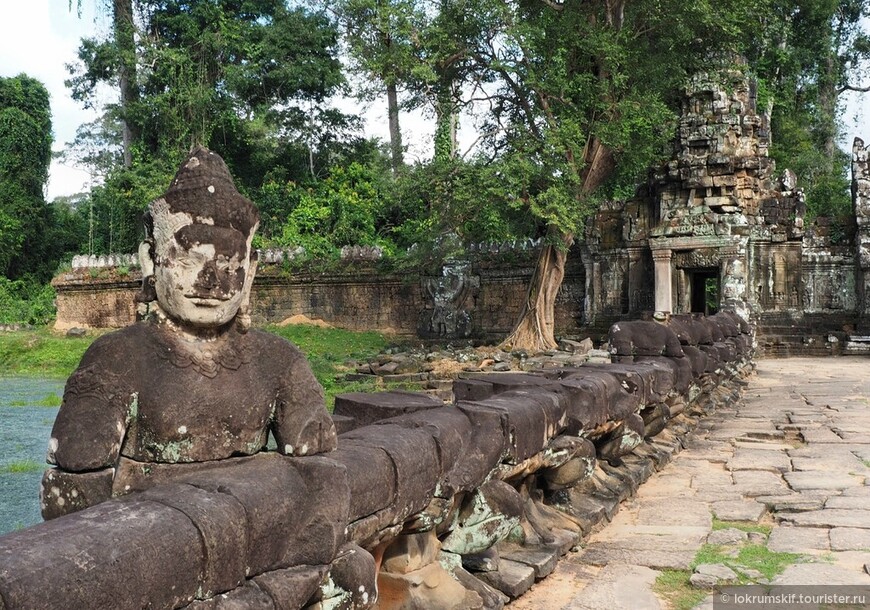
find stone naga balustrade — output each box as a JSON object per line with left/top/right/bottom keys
{"left": 0, "top": 311, "right": 754, "bottom": 610}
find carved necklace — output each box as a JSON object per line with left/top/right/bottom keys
{"left": 146, "top": 312, "right": 252, "bottom": 378}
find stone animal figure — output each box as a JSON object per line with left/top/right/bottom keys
{"left": 41, "top": 147, "right": 337, "bottom": 519}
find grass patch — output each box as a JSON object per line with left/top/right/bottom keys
{"left": 653, "top": 569, "right": 708, "bottom": 610}
{"left": 10, "top": 393, "right": 62, "bottom": 407}
{"left": 712, "top": 519, "right": 772, "bottom": 536}
{"left": 267, "top": 324, "right": 392, "bottom": 409}
{"left": 655, "top": 534, "right": 803, "bottom": 608}
{"left": 0, "top": 459, "right": 45, "bottom": 474}
{"left": 0, "top": 329, "right": 96, "bottom": 378}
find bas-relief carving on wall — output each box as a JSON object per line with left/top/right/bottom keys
{"left": 420, "top": 260, "right": 480, "bottom": 338}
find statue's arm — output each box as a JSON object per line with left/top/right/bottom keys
{"left": 272, "top": 349, "right": 337, "bottom": 456}
{"left": 48, "top": 365, "right": 134, "bottom": 472}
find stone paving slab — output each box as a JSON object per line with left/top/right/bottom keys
{"left": 783, "top": 471, "right": 864, "bottom": 491}
{"left": 830, "top": 528, "right": 870, "bottom": 551}
{"left": 767, "top": 526, "right": 830, "bottom": 553}
{"left": 710, "top": 500, "right": 767, "bottom": 522}
{"left": 781, "top": 509, "right": 870, "bottom": 528}
{"left": 727, "top": 449, "right": 791, "bottom": 473}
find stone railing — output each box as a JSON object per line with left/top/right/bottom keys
{"left": 0, "top": 312, "right": 754, "bottom": 610}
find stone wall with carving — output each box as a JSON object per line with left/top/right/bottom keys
{"left": 0, "top": 313, "right": 753, "bottom": 610}
{"left": 53, "top": 258, "right": 588, "bottom": 341}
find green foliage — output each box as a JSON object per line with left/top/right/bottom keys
{"left": 0, "top": 279, "right": 56, "bottom": 326}
{"left": 0, "top": 74, "right": 54, "bottom": 282}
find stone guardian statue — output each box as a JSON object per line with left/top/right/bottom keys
{"left": 41, "top": 147, "right": 337, "bottom": 519}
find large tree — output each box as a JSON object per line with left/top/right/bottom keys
{"left": 443, "top": 0, "right": 779, "bottom": 351}
{"left": 66, "top": 0, "right": 350, "bottom": 254}
{"left": 0, "top": 74, "right": 53, "bottom": 280}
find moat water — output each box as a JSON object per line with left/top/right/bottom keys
{"left": 0, "top": 377, "right": 63, "bottom": 535}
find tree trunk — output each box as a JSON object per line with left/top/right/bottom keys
{"left": 114, "top": 0, "right": 138, "bottom": 167}
{"left": 434, "top": 81, "right": 458, "bottom": 161}
{"left": 500, "top": 137, "right": 615, "bottom": 352}
{"left": 500, "top": 228, "right": 573, "bottom": 351}
{"left": 387, "top": 81, "right": 403, "bottom": 174}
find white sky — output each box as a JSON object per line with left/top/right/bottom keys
{"left": 0, "top": 1, "right": 866, "bottom": 200}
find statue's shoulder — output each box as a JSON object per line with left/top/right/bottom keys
{"left": 77, "top": 323, "right": 151, "bottom": 369}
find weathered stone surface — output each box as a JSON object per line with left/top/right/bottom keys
{"left": 441, "top": 480, "right": 523, "bottom": 555}
{"left": 328, "top": 444, "right": 396, "bottom": 521}
{"left": 138, "top": 483, "right": 248, "bottom": 597}
{"left": 706, "top": 528, "right": 748, "bottom": 546}
{"left": 772, "top": 562, "right": 870, "bottom": 585}
{"left": 382, "top": 531, "right": 441, "bottom": 575}
{"left": 378, "top": 562, "right": 483, "bottom": 610}
{"left": 498, "top": 544, "right": 560, "bottom": 579}
{"left": 40, "top": 467, "right": 114, "bottom": 520}
{"left": 694, "top": 563, "right": 739, "bottom": 584}
{"left": 0, "top": 499, "right": 203, "bottom": 610}
{"left": 186, "top": 583, "right": 275, "bottom": 609}
{"left": 784, "top": 471, "right": 863, "bottom": 491}
{"left": 830, "top": 528, "right": 870, "bottom": 551}
{"left": 253, "top": 565, "right": 328, "bottom": 610}
{"left": 555, "top": 563, "right": 662, "bottom": 610}
{"left": 782, "top": 509, "right": 870, "bottom": 529}
{"left": 475, "top": 559, "right": 536, "bottom": 599}
{"left": 462, "top": 547, "right": 499, "bottom": 573}
{"left": 731, "top": 470, "right": 789, "bottom": 497}
{"left": 767, "top": 526, "right": 830, "bottom": 553}
{"left": 334, "top": 390, "right": 442, "bottom": 429}
{"left": 727, "top": 449, "right": 791, "bottom": 473}
{"left": 579, "top": 545, "right": 695, "bottom": 570}
{"left": 711, "top": 500, "right": 767, "bottom": 522}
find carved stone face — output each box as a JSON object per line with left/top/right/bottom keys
{"left": 153, "top": 213, "right": 254, "bottom": 329}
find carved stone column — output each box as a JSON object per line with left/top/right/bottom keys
{"left": 652, "top": 249, "right": 673, "bottom": 315}
{"left": 852, "top": 137, "right": 870, "bottom": 317}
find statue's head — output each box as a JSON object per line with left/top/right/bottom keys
{"left": 140, "top": 147, "right": 260, "bottom": 331}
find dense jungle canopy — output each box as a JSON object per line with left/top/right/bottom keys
{"left": 1, "top": 0, "right": 869, "bottom": 347}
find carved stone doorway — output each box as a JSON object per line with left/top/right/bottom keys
{"left": 689, "top": 269, "right": 719, "bottom": 315}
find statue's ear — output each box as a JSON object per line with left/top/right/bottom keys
{"left": 138, "top": 239, "right": 155, "bottom": 277}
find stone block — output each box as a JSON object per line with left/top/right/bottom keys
{"left": 449, "top": 404, "right": 509, "bottom": 492}
{"left": 767, "top": 526, "right": 830, "bottom": 553}
{"left": 458, "top": 389, "right": 565, "bottom": 463}
{"left": 377, "top": 407, "right": 474, "bottom": 484}
{"left": 475, "top": 559, "right": 536, "bottom": 599}
{"left": 254, "top": 565, "right": 328, "bottom": 610}
{"left": 321, "top": 544, "right": 377, "bottom": 609}
{"left": 139, "top": 483, "right": 248, "bottom": 597}
{"left": 0, "top": 499, "right": 202, "bottom": 610}
{"left": 40, "top": 467, "right": 113, "bottom": 520}
{"left": 334, "top": 391, "right": 443, "bottom": 428}
{"left": 331, "top": 414, "right": 357, "bottom": 435}
{"left": 498, "top": 543, "right": 560, "bottom": 579}
{"left": 378, "top": 562, "right": 482, "bottom": 610}
{"left": 178, "top": 454, "right": 308, "bottom": 575}
{"left": 328, "top": 444, "right": 396, "bottom": 521}
{"left": 341, "top": 424, "right": 441, "bottom": 522}
{"left": 453, "top": 378, "right": 495, "bottom": 402}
